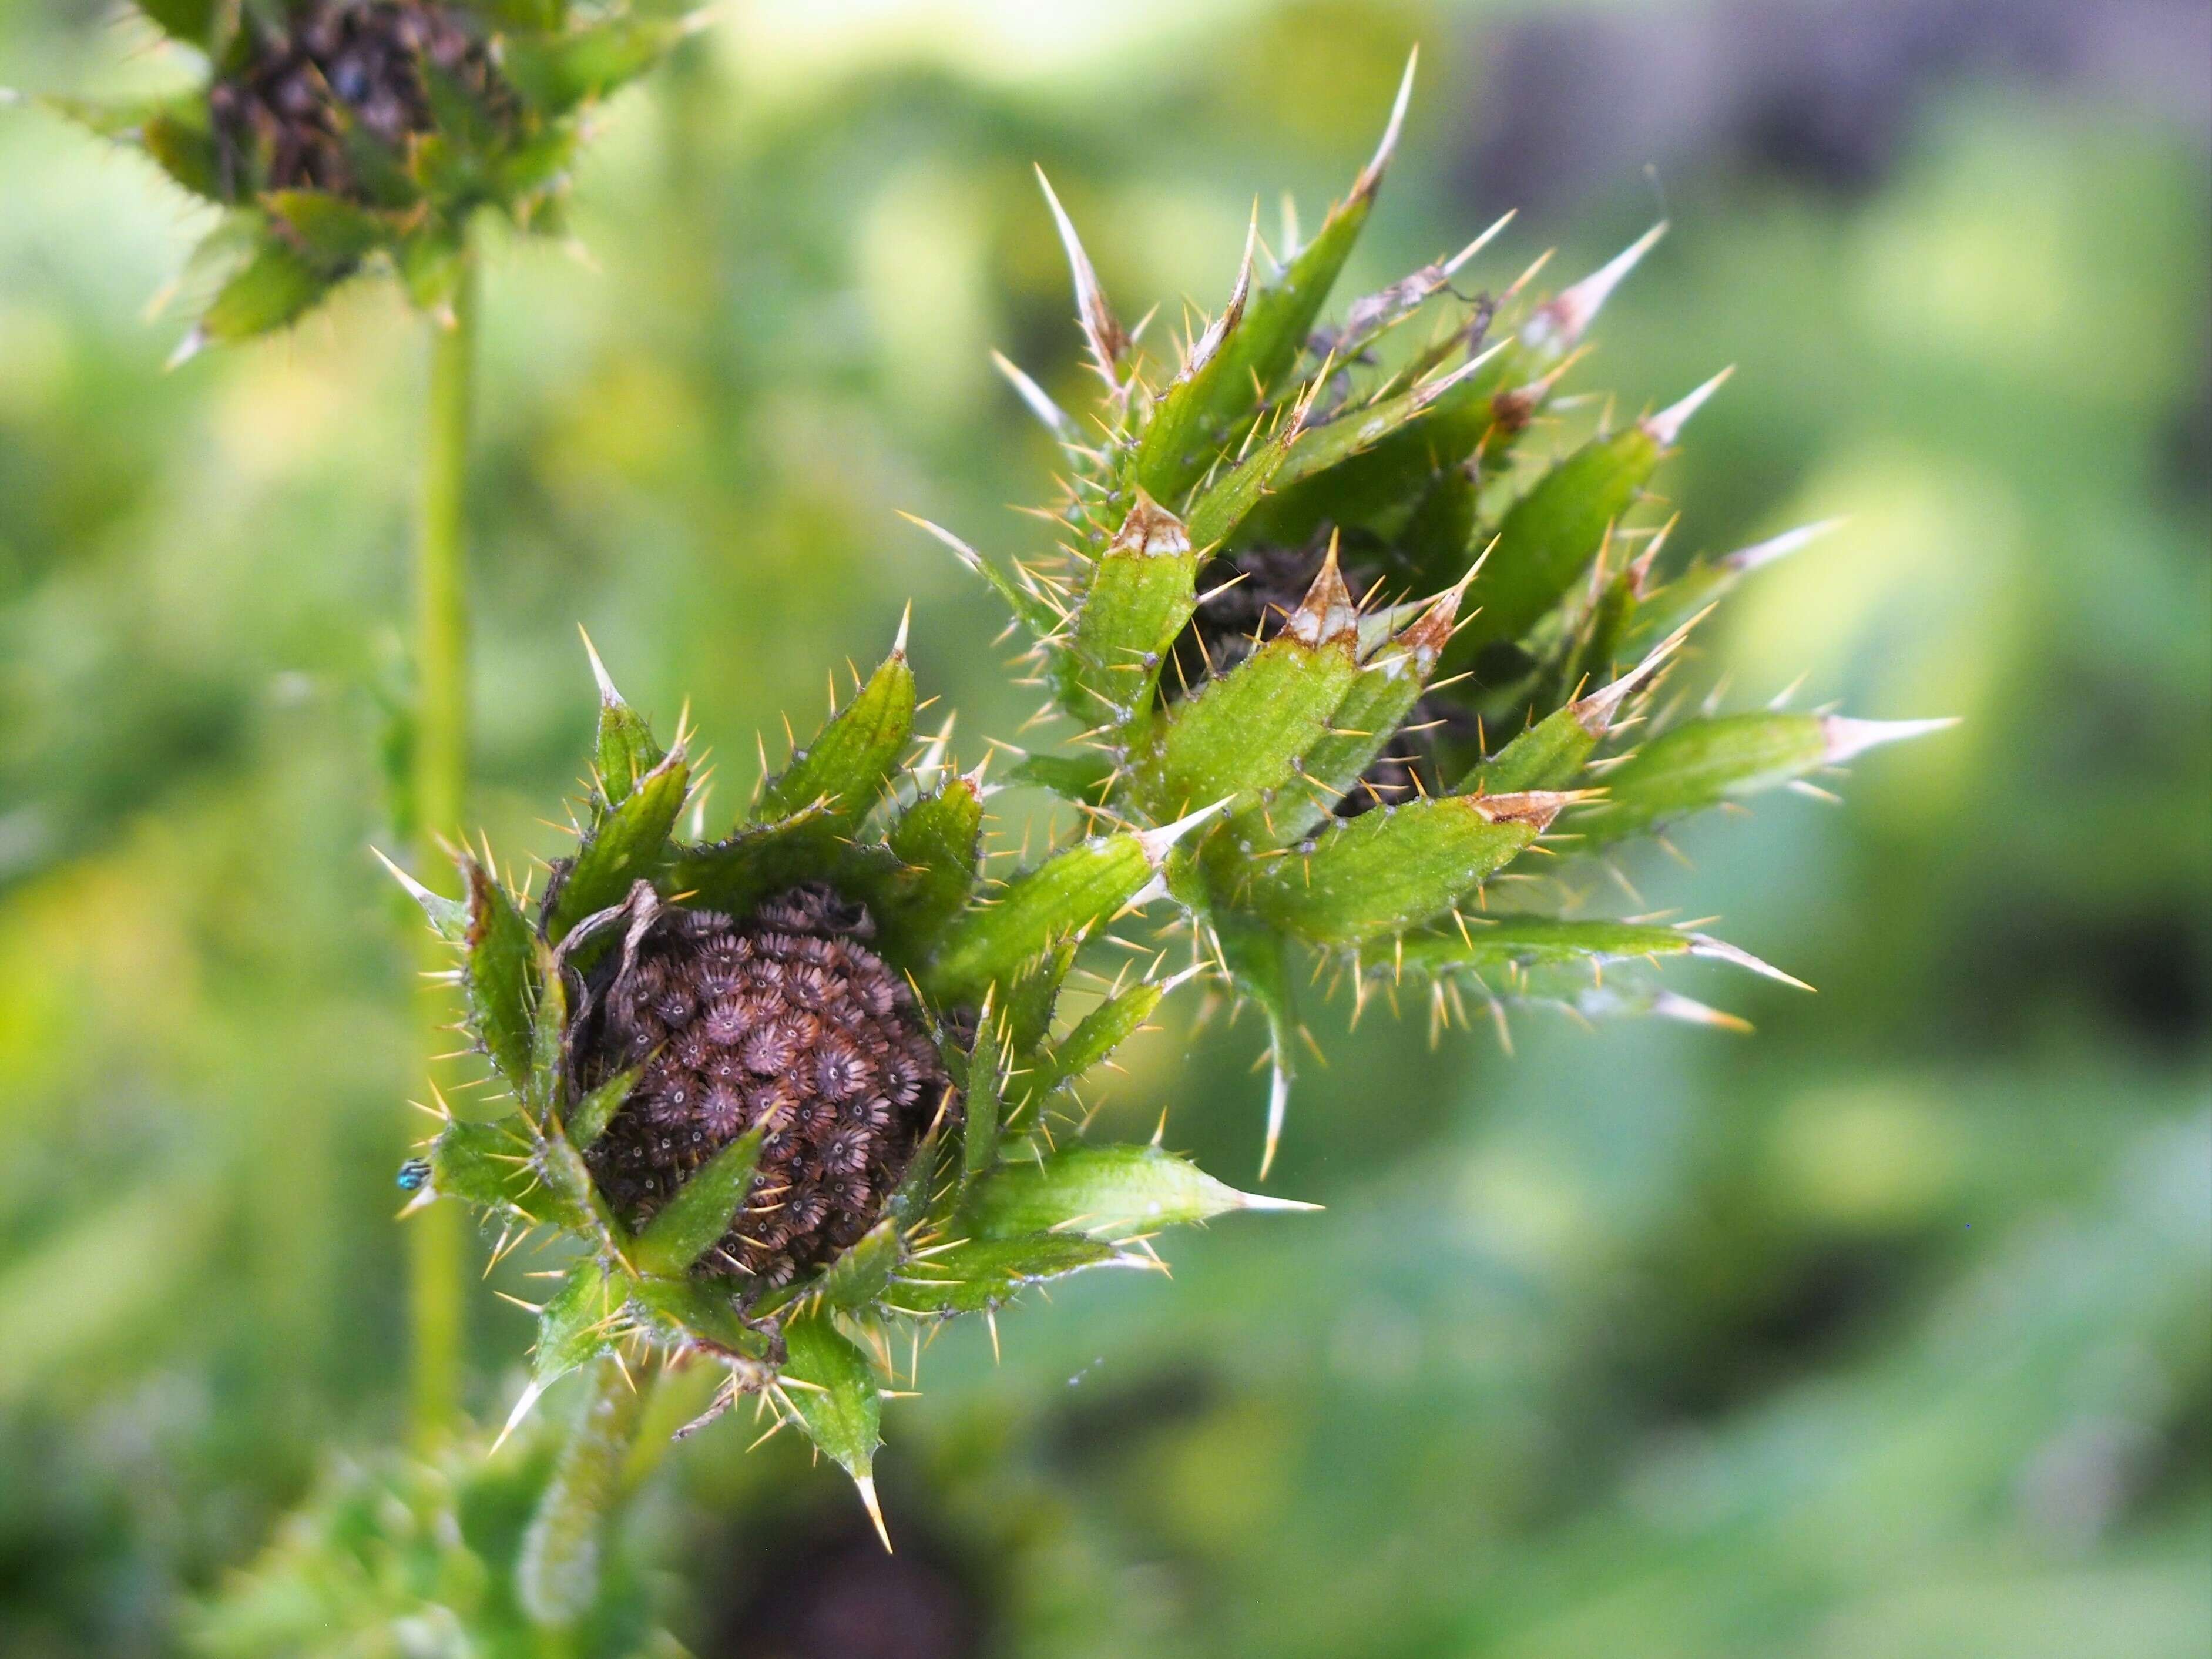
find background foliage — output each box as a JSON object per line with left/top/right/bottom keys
{"left": 1, "top": 1, "right": 2206, "bottom": 1654}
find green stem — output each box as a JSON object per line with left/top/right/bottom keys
{"left": 516, "top": 1356, "right": 654, "bottom": 1634}
{"left": 409, "top": 247, "right": 479, "bottom": 1445}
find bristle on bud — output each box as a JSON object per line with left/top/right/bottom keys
{"left": 1819, "top": 715, "right": 1959, "bottom": 763}
{"left": 1642, "top": 366, "right": 1735, "bottom": 448}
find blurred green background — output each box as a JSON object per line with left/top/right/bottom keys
{"left": 2, "top": 0, "right": 2207, "bottom": 1654}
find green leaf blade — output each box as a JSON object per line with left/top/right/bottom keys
{"left": 1258, "top": 589, "right": 1458, "bottom": 844}
{"left": 817, "top": 1219, "right": 903, "bottom": 1312}
{"left": 502, "top": 17, "right": 684, "bottom": 116}
{"left": 429, "top": 1116, "right": 582, "bottom": 1231}
{"left": 851, "top": 775, "right": 984, "bottom": 964}
{"left": 882, "top": 1233, "right": 1131, "bottom": 1316}
{"left": 666, "top": 803, "right": 836, "bottom": 917}
{"left": 633, "top": 1121, "right": 771, "bottom": 1277}
{"left": 961, "top": 1144, "right": 1313, "bottom": 1241}
{"left": 1233, "top": 792, "right": 1566, "bottom": 946}
{"left": 1029, "top": 978, "right": 1165, "bottom": 1102}
{"left": 1582, "top": 712, "right": 1829, "bottom": 843}
{"left": 924, "top": 833, "right": 1157, "bottom": 1006}
{"left": 1458, "top": 424, "right": 1661, "bottom": 652}
{"left": 1068, "top": 495, "right": 1199, "bottom": 729}
{"left": 778, "top": 1312, "right": 882, "bottom": 1484}
{"left": 545, "top": 747, "right": 690, "bottom": 942}
{"left": 462, "top": 858, "right": 538, "bottom": 1088}
{"left": 1135, "top": 555, "right": 1361, "bottom": 821}
{"left": 756, "top": 651, "right": 915, "bottom": 833}
{"left": 531, "top": 1256, "right": 629, "bottom": 1390}
{"left": 200, "top": 234, "right": 334, "bottom": 343}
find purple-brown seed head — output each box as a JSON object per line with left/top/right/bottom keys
{"left": 573, "top": 883, "right": 949, "bottom": 1288}
{"left": 206, "top": 0, "right": 514, "bottom": 202}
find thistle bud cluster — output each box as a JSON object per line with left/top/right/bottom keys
{"left": 936, "top": 51, "right": 1951, "bottom": 1171}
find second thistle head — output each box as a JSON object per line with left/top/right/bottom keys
{"left": 53, "top": 0, "right": 707, "bottom": 346}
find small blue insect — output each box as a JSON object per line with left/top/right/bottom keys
{"left": 396, "top": 1157, "right": 432, "bottom": 1194}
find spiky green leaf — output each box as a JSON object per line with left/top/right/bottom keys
{"left": 1242, "top": 343, "right": 1499, "bottom": 551}
{"left": 399, "top": 225, "right": 466, "bottom": 315}
{"left": 200, "top": 235, "right": 333, "bottom": 343}
{"left": 141, "top": 108, "right": 223, "bottom": 200}
{"left": 924, "top": 832, "right": 1157, "bottom": 1005}
{"left": 1003, "top": 939, "right": 1078, "bottom": 1060}
{"left": 778, "top": 1312, "right": 880, "bottom": 1483}
{"left": 430, "top": 1116, "right": 582, "bottom": 1230}
{"left": 501, "top": 16, "right": 685, "bottom": 116}
{"left": 587, "top": 656, "right": 666, "bottom": 812}
{"left": 1259, "top": 589, "right": 1458, "bottom": 843}
{"left": 817, "top": 1219, "right": 902, "bottom": 1312}
{"left": 462, "top": 859, "right": 538, "bottom": 1087}
{"left": 1234, "top": 792, "right": 1564, "bottom": 946}
{"left": 1258, "top": 352, "right": 1495, "bottom": 514}
{"left": 1576, "top": 710, "right": 1955, "bottom": 843}
{"left": 1583, "top": 712, "right": 1827, "bottom": 842}
{"left": 265, "top": 190, "right": 386, "bottom": 267}
{"left": 962, "top": 1014, "right": 1009, "bottom": 1184}
{"left": 961, "top": 1144, "right": 1311, "bottom": 1241}
{"left": 1026, "top": 977, "right": 1165, "bottom": 1101}
{"left": 627, "top": 1275, "right": 774, "bottom": 1362}
{"left": 1396, "top": 916, "right": 1738, "bottom": 977}
{"left": 1066, "top": 495, "right": 1198, "bottom": 726}
{"left": 850, "top": 775, "right": 982, "bottom": 963}
{"left": 545, "top": 747, "right": 689, "bottom": 942}
{"left": 532, "top": 1256, "right": 627, "bottom": 1389}
{"left": 665, "top": 803, "right": 833, "bottom": 917}
{"left": 564, "top": 1064, "right": 640, "bottom": 1153}
{"left": 1132, "top": 232, "right": 1258, "bottom": 502}
{"left": 526, "top": 941, "right": 567, "bottom": 1115}
{"left": 881, "top": 1233, "right": 1130, "bottom": 1316}
{"left": 1134, "top": 555, "right": 1361, "bottom": 819}
{"left": 756, "top": 651, "right": 914, "bottom": 833}
{"left": 1007, "top": 751, "right": 1117, "bottom": 803}
{"left": 633, "top": 1120, "right": 770, "bottom": 1277}
{"left": 1457, "top": 424, "right": 1661, "bottom": 652}
{"left": 1465, "top": 702, "right": 1606, "bottom": 796}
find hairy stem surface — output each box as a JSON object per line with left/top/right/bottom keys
{"left": 409, "top": 248, "right": 479, "bottom": 1444}
{"left": 516, "top": 1355, "right": 655, "bottom": 1633}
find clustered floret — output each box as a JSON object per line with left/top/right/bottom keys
{"left": 209, "top": 0, "right": 512, "bottom": 199}
{"left": 574, "top": 884, "right": 948, "bottom": 1289}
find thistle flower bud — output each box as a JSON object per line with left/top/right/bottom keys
{"left": 392, "top": 638, "right": 1307, "bottom": 1509}
{"left": 939, "top": 54, "right": 1951, "bottom": 1163}
{"left": 49, "top": 0, "right": 702, "bottom": 341}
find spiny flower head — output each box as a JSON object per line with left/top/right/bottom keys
{"left": 384, "top": 625, "right": 1311, "bottom": 1536}
{"left": 47, "top": 0, "right": 704, "bottom": 349}
{"left": 925, "top": 51, "right": 1953, "bottom": 1174}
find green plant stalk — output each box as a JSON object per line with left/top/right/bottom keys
{"left": 516, "top": 1354, "right": 654, "bottom": 1635}
{"left": 409, "top": 246, "right": 479, "bottom": 1444}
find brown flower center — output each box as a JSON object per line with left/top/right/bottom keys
{"left": 207, "top": 0, "right": 511, "bottom": 200}
{"left": 575, "top": 884, "right": 949, "bottom": 1288}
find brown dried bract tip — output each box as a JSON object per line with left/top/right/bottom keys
{"left": 573, "top": 883, "right": 949, "bottom": 1289}
{"left": 207, "top": 0, "right": 513, "bottom": 200}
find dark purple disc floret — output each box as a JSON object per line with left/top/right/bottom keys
{"left": 572, "top": 883, "right": 949, "bottom": 1288}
